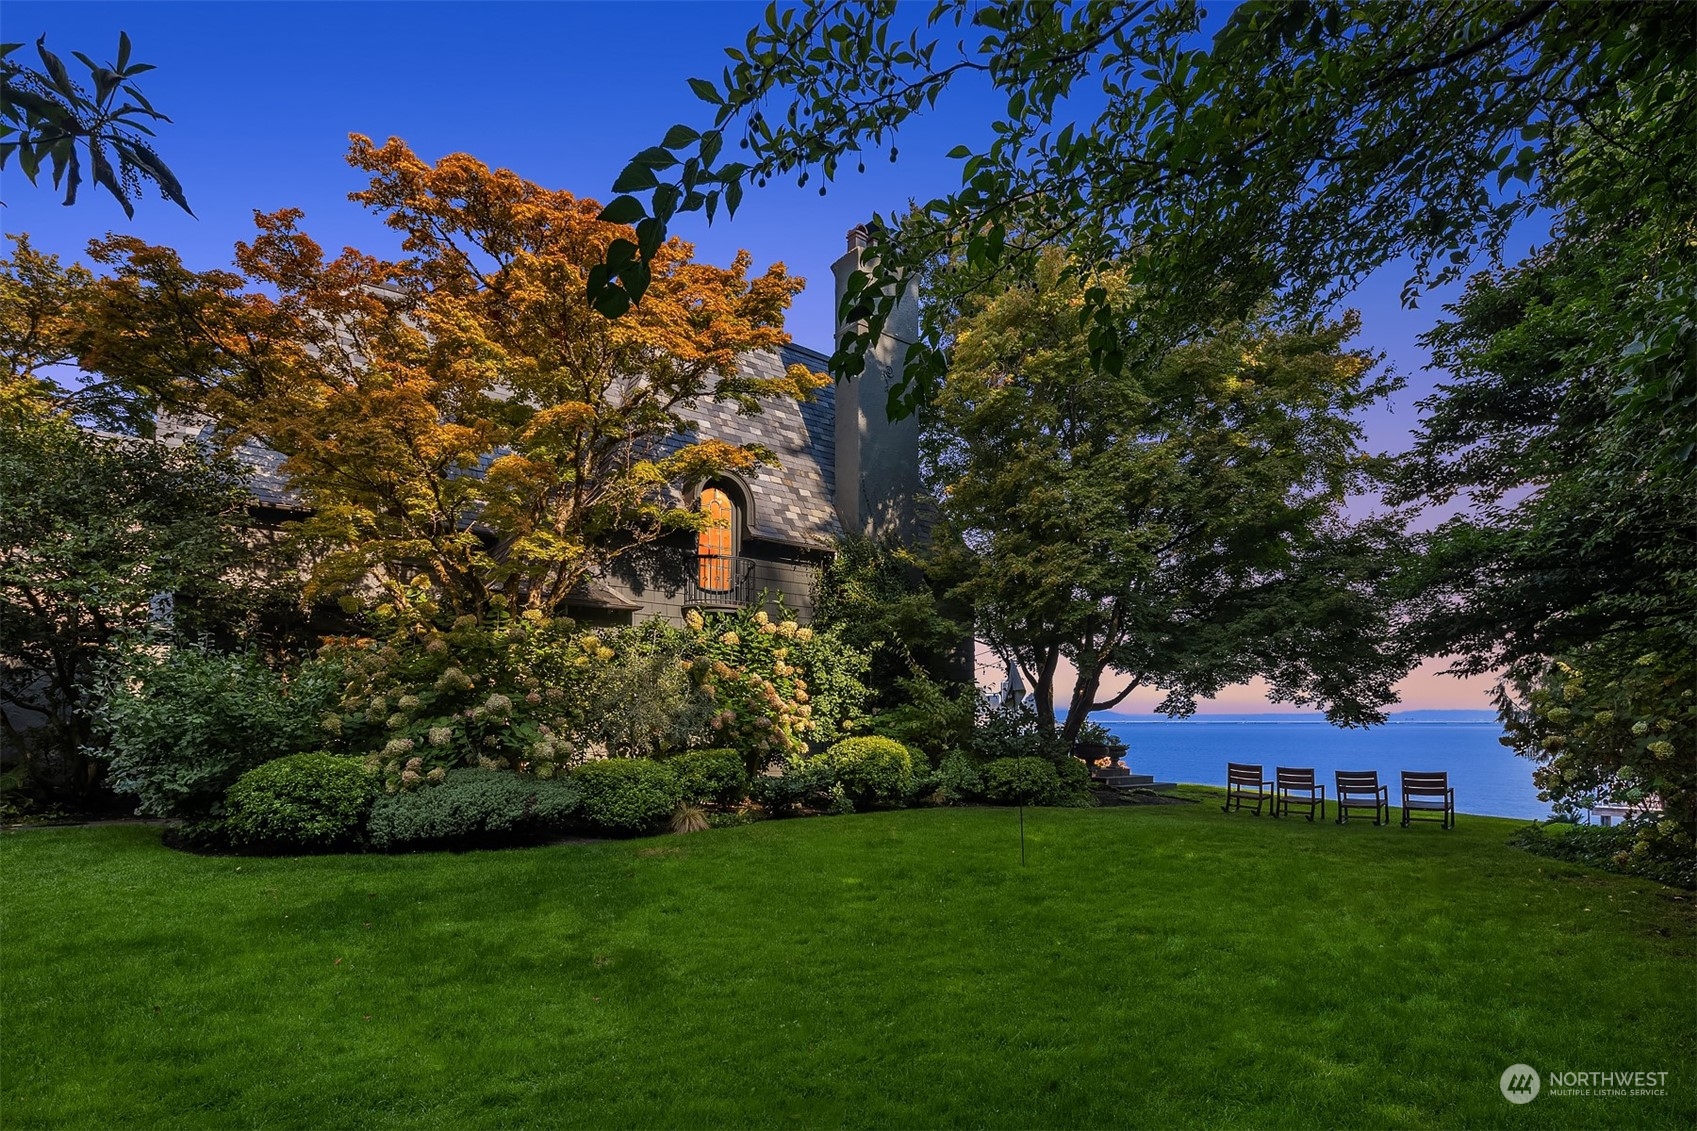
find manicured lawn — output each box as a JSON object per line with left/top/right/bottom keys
{"left": 3, "top": 795, "right": 1692, "bottom": 1128}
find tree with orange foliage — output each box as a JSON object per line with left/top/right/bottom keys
{"left": 72, "top": 136, "right": 825, "bottom": 621}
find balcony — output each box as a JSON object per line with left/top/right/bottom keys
{"left": 684, "top": 553, "right": 756, "bottom": 608}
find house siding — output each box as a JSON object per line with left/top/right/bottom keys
{"left": 586, "top": 537, "right": 828, "bottom": 628}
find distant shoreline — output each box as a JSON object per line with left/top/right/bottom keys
{"left": 1092, "top": 708, "right": 1498, "bottom": 724}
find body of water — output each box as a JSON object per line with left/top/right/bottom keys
{"left": 1097, "top": 712, "right": 1548, "bottom": 820}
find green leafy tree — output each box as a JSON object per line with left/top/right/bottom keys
{"left": 811, "top": 534, "right": 968, "bottom": 691}
{"left": 929, "top": 251, "right": 1412, "bottom": 744}
{"left": 0, "top": 415, "right": 250, "bottom": 796}
{"left": 1, "top": 32, "right": 190, "bottom": 217}
{"left": 1393, "top": 230, "right": 1696, "bottom": 852}
{"left": 592, "top": 2, "right": 1688, "bottom": 424}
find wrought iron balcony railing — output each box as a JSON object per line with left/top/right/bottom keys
{"left": 684, "top": 553, "right": 757, "bottom": 608}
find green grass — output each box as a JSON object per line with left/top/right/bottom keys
{"left": 3, "top": 794, "right": 1693, "bottom": 1129}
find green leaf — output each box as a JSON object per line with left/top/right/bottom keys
{"left": 651, "top": 183, "right": 681, "bottom": 223}
{"left": 117, "top": 30, "right": 132, "bottom": 71}
{"left": 592, "top": 285, "right": 631, "bottom": 319}
{"left": 636, "top": 217, "right": 665, "bottom": 259}
{"left": 596, "top": 195, "right": 647, "bottom": 225}
{"left": 121, "top": 141, "right": 191, "bottom": 215}
{"left": 34, "top": 38, "right": 77, "bottom": 100}
{"left": 687, "top": 76, "right": 723, "bottom": 105}
{"left": 699, "top": 130, "right": 723, "bottom": 166}
{"left": 88, "top": 142, "right": 134, "bottom": 219}
{"left": 586, "top": 262, "right": 610, "bottom": 295}
{"left": 611, "top": 162, "right": 659, "bottom": 193}
{"left": 631, "top": 146, "right": 678, "bottom": 169}
{"left": 946, "top": 144, "right": 972, "bottom": 158}
{"left": 616, "top": 258, "right": 651, "bottom": 298}
{"left": 605, "top": 238, "right": 638, "bottom": 268}
{"left": 662, "top": 123, "right": 700, "bottom": 148}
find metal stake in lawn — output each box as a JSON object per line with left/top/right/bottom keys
{"left": 1019, "top": 802, "right": 1026, "bottom": 866}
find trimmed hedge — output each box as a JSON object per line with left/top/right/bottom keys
{"left": 980, "top": 757, "right": 1061, "bottom": 806}
{"left": 572, "top": 758, "right": 681, "bottom": 833}
{"left": 224, "top": 753, "right": 375, "bottom": 850}
{"left": 824, "top": 736, "right": 914, "bottom": 807}
{"left": 671, "top": 748, "right": 748, "bottom": 806}
{"left": 366, "top": 770, "right": 582, "bottom": 852}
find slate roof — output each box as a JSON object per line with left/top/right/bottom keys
{"left": 179, "top": 342, "right": 844, "bottom": 547}
{"left": 654, "top": 342, "right": 841, "bottom": 549}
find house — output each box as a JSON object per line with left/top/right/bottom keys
{"left": 169, "top": 227, "right": 921, "bottom": 628}
{"left": 1587, "top": 796, "right": 1663, "bottom": 827}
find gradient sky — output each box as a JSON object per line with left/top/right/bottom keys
{"left": 5, "top": 2, "right": 1529, "bottom": 713}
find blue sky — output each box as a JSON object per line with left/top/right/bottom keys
{"left": 5, "top": 2, "right": 1531, "bottom": 712}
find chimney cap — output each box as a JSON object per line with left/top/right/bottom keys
{"left": 845, "top": 224, "right": 870, "bottom": 253}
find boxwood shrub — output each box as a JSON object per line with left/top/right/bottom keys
{"left": 365, "top": 770, "right": 581, "bottom": 852}
{"left": 572, "top": 758, "right": 681, "bottom": 834}
{"left": 824, "top": 736, "right": 914, "bottom": 807}
{"left": 670, "top": 748, "right": 748, "bottom": 806}
{"left": 980, "top": 757, "right": 1061, "bottom": 806}
{"left": 224, "top": 753, "right": 376, "bottom": 851}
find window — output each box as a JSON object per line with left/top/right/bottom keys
{"left": 1599, "top": 814, "right": 1612, "bottom": 827}
{"left": 697, "top": 486, "right": 737, "bottom": 592}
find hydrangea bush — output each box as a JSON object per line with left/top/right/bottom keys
{"left": 319, "top": 613, "right": 712, "bottom": 789}
{"left": 1499, "top": 638, "right": 1695, "bottom": 871}
{"left": 684, "top": 604, "right": 868, "bottom": 770}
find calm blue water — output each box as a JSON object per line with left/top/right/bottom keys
{"left": 1097, "top": 713, "right": 1548, "bottom": 820}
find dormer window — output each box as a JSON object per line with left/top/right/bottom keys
{"left": 696, "top": 485, "right": 738, "bottom": 592}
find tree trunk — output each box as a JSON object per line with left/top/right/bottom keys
{"left": 1060, "top": 661, "right": 1107, "bottom": 748}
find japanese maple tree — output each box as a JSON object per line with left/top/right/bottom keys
{"left": 78, "top": 137, "right": 825, "bottom": 619}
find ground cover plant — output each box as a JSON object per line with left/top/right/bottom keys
{"left": 3, "top": 802, "right": 1691, "bottom": 1129}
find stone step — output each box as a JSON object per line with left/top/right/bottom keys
{"left": 1089, "top": 771, "right": 1177, "bottom": 793}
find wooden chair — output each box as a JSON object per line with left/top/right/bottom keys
{"left": 1334, "top": 770, "right": 1389, "bottom": 826}
{"left": 1222, "top": 762, "right": 1273, "bottom": 815}
{"left": 1274, "top": 767, "right": 1326, "bottom": 822}
{"left": 1401, "top": 771, "right": 1456, "bottom": 829}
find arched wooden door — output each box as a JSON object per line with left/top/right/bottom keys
{"left": 696, "top": 486, "right": 737, "bottom": 592}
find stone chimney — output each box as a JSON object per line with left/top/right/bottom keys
{"left": 831, "top": 226, "right": 921, "bottom": 543}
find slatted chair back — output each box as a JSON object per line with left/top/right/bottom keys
{"left": 1221, "top": 762, "right": 1272, "bottom": 815}
{"left": 1401, "top": 771, "right": 1449, "bottom": 796}
{"left": 1227, "top": 762, "right": 1266, "bottom": 786}
{"left": 1401, "top": 770, "right": 1457, "bottom": 829}
{"left": 1335, "top": 770, "right": 1381, "bottom": 794}
{"left": 1274, "top": 766, "right": 1326, "bottom": 821}
{"left": 1334, "top": 769, "right": 1389, "bottom": 826}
